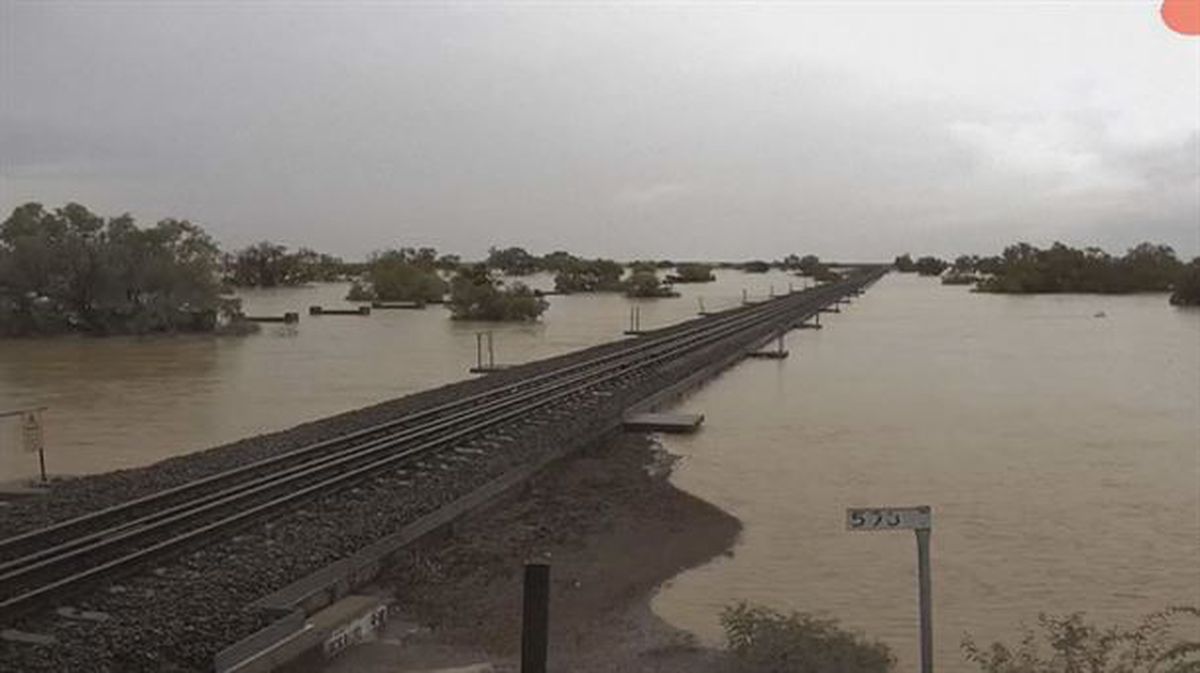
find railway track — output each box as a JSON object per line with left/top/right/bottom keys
{"left": 0, "top": 268, "right": 884, "bottom": 623}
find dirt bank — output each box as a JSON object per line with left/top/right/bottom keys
{"left": 312, "top": 432, "right": 742, "bottom": 673}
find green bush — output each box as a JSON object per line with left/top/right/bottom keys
{"left": 448, "top": 264, "right": 548, "bottom": 321}
{"left": 0, "top": 202, "right": 234, "bottom": 336}
{"left": 346, "top": 249, "right": 448, "bottom": 303}
{"left": 721, "top": 602, "right": 894, "bottom": 673}
{"left": 671, "top": 263, "right": 716, "bottom": 283}
{"left": 624, "top": 270, "right": 678, "bottom": 297}
{"left": 962, "top": 607, "right": 1200, "bottom": 673}
{"left": 554, "top": 258, "right": 625, "bottom": 293}
{"left": 1170, "top": 258, "right": 1200, "bottom": 306}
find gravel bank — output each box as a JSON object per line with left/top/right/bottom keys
{"left": 0, "top": 309, "right": 768, "bottom": 673}
{"left": 312, "top": 433, "right": 742, "bottom": 673}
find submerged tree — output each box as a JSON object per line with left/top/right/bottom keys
{"left": 624, "top": 269, "right": 678, "bottom": 297}
{"left": 485, "top": 245, "right": 539, "bottom": 276}
{"left": 347, "top": 248, "right": 448, "bottom": 303}
{"left": 448, "top": 264, "right": 548, "bottom": 321}
{"left": 0, "top": 202, "right": 236, "bottom": 336}
{"left": 225, "top": 242, "right": 345, "bottom": 287}
{"left": 914, "top": 256, "right": 949, "bottom": 276}
{"left": 554, "top": 258, "right": 625, "bottom": 293}
{"left": 669, "top": 263, "right": 716, "bottom": 283}
{"left": 976, "top": 242, "right": 1182, "bottom": 295}
{"left": 1170, "top": 258, "right": 1200, "bottom": 306}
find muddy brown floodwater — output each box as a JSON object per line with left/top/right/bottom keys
{"left": 651, "top": 272, "right": 1200, "bottom": 670}
{"left": 1, "top": 271, "right": 1195, "bottom": 672}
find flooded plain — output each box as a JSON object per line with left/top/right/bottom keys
{"left": 1, "top": 271, "right": 1196, "bottom": 670}
{"left": 0, "top": 269, "right": 795, "bottom": 476}
{"left": 651, "top": 272, "right": 1200, "bottom": 669}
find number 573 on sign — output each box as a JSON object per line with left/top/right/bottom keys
{"left": 846, "top": 506, "right": 931, "bottom": 531}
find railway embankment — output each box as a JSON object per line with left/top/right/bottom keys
{"left": 314, "top": 433, "right": 740, "bottom": 673}
{"left": 0, "top": 271, "right": 883, "bottom": 672}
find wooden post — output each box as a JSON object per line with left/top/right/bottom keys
{"left": 521, "top": 563, "right": 550, "bottom": 673}
{"left": 476, "top": 333, "right": 484, "bottom": 370}
{"left": 487, "top": 332, "right": 495, "bottom": 368}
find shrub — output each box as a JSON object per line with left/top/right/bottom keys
{"left": 448, "top": 264, "right": 548, "bottom": 321}
{"left": 624, "top": 270, "right": 678, "bottom": 297}
{"left": 1169, "top": 258, "right": 1200, "bottom": 306}
{"left": 962, "top": 607, "right": 1200, "bottom": 673}
{"left": 721, "top": 602, "right": 894, "bottom": 673}
{"left": 670, "top": 263, "right": 716, "bottom": 283}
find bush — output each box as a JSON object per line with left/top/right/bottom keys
{"left": 1170, "top": 258, "right": 1200, "bottom": 306}
{"left": 963, "top": 607, "right": 1200, "bottom": 673}
{"left": 554, "top": 258, "right": 625, "bottom": 293}
{"left": 345, "top": 249, "right": 448, "bottom": 303}
{"left": 670, "top": 263, "right": 716, "bottom": 283}
{"left": 721, "top": 602, "right": 894, "bottom": 673}
{"left": 624, "top": 270, "right": 678, "bottom": 297}
{"left": 0, "top": 202, "right": 233, "bottom": 336}
{"left": 448, "top": 264, "right": 548, "bottom": 321}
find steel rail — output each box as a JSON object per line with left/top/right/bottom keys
{"left": 1, "top": 279, "right": 841, "bottom": 578}
{"left": 0, "top": 287, "right": 809, "bottom": 577}
{"left": 0, "top": 279, "right": 833, "bottom": 563}
{"left": 0, "top": 270, "right": 884, "bottom": 620}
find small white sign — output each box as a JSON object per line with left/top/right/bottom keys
{"left": 846, "top": 506, "right": 931, "bottom": 531}
{"left": 21, "top": 411, "right": 44, "bottom": 454}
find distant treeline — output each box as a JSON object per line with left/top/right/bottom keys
{"left": 1, "top": 201, "right": 870, "bottom": 336}
{"left": 895, "top": 243, "right": 1200, "bottom": 306}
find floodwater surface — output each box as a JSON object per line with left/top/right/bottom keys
{"left": 1, "top": 271, "right": 1196, "bottom": 671}
{"left": 650, "top": 272, "right": 1200, "bottom": 669}
{"left": 0, "top": 270, "right": 791, "bottom": 476}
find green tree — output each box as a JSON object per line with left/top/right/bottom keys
{"left": 915, "top": 256, "right": 949, "bottom": 276}
{"left": 0, "top": 202, "right": 234, "bottom": 336}
{"left": 741, "top": 260, "right": 771, "bottom": 273}
{"left": 976, "top": 242, "right": 1182, "bottom": 295}
{"left": 894, "top": 254, "right": 917, "bottom": 272}
{"left": 486, "top": 246, "right": 539, "bottom": 275}
{"left": 348, "top": 249, "right": 448, "bottom": 303}
{"left": 624, "top": 269, "right": 678, "bottom": 297}
{"left": 554, "top": 258, "right": 624, "bottom": 293}
{"left": 1170, "top": 257, "right": 1200, "bottom": 306}
{"left": 670, "top": 263, "right": 716, "bottom": 283}
{"left": 448, "top": 264, "right": 548, "bottom": 320}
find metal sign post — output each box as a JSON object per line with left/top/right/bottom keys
{"left": 846, "top": 505, "right": 932, "bottom": 673}
{"left": 1, "top": 406, "right": 48, "bottom": 483}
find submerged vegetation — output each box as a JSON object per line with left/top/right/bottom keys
{"left": 552, "top": 257, "right": 625, "bottom": 293}
{"left": 447, "top": 264, "right": 548, "bottom": 321}
{"left": 1170, "top": 258, "right": 1200, "bottom": 306}
{"left": 900, "top": 242, "right": 1198, "bottom": 305}
{"left": 345, "top": 248, "right": 448, "bottom": 303}
{"left": 966, "top": 242, "right": 1188, "bottom": 295}
{"left": 0, "top": 202, "right": 241, "bottom": 336}
{"left": 623, "top": 269, "right": 679, "bottom": 298}
{"left": 721, "top": 602, "right": 894, "bottom": 673}
{"left": 224, "top": 242, "right": 348, "bottom": 287}
{"left": 668, "top": 263, "right": 716, "bottom": 283}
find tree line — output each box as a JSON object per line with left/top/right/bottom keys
{"left": 894, "top": 242, "right": 1200, "bottom": 305}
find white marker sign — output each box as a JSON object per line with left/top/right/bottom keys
{"left": 846, "top": 505, "right": 931, "bottom": 531}
{"left": 21, "top": 411, "right": 44, "bottom": 455}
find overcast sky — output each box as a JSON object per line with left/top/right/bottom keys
{"left": 2, "top": 1, "right": 1198, "bottom": 261}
